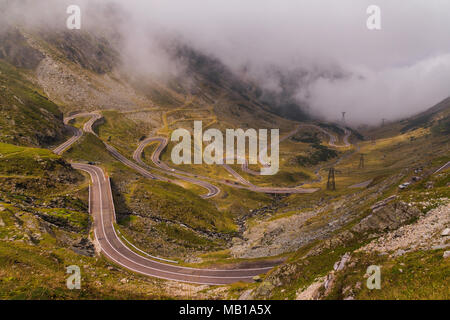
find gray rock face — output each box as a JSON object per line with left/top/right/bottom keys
{"left": 0, "top": 28, "right": 44, "bottom": 69}
{"left": 334, "top": 252, "right": 351, "bottom": 271}
{"left": 238, "top": 289, "right": 254, "bottom": 300}
{"left": 71, "top": 238, "right": 95, "bottom": 257}
{"left": 42, "top": 31, "right": 119, "bottom": 74}
{"left": 394, "top": 249, "right": 407, "bottom": 257}
{"left": 352, "top": 201, "right": 422, "bottom": 234}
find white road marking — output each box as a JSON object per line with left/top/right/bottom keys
{"left": 77, "top": 164, "right": 271, "bottom": 285}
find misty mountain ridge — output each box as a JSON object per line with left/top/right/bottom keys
{"left": 0, "top": 1, "right": 449, "bottom": 302}
{"left": 1, "top": 32, "right": 318, "bottom": 134}
{"left": 2, "top": 0, "right": 450, "bottom": 126}
{"left": 1, "top": 22, "right": 448, "bottom": 148}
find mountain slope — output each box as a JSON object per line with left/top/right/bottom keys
{"left": 0, "top": 60, "right": 66, "bottom": 147}
{"left": 0, "top": 7, "right": 448, "bottom": 300}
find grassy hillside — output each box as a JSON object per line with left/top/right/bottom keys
{"left": 97, "top": 110, "right": 154, "bottom": 155}
{"left": 367, "top": 97, "right": 450, "bottom": 140}
{"left": 245, "top": 118, "right": 450, "bottom": 299}
{"left": 124, "top": 179, "right": 235, "bottom": 233}
{"left": 0, "top": 141, "right": 224, "bottom": 299}
{"left": 0, "top": 142, "right": 82, "bottom": 197}
{"left": 0, "top": 19, "right": 448, "bottom": 300}
{"left": 0, "top": 61, "right": 66, "bottom": 147}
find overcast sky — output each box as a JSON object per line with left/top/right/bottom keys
{"left": 4, "top": 0, "right": 450, "bottom": 124}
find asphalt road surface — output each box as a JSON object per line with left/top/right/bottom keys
{"left": 72, "top": 163, "right": 276, "bottom": 285}
{"left": 55, "top": 113, "right": 343, "bottom": 197}
{"left": 51, "top": 112, "right": 360, "bottom": 284}
{"left": 133, "top": 137, "right": 221, "bottom": 198}
{"left": 135, "top": 137, "right": 319, "bottom": 194}
{"left": 53, "top": 112, "right": 102, "bottom": 155}
{"left": 53, "top": 126, "right": 83, "bottom": 155}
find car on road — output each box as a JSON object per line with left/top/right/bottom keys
{"left": 398, "top": 182, "right": 411, "bottom": 190}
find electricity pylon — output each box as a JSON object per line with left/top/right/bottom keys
{"left": 359, "top": 154, "right": 365, "bottom": 169}
{"left": 327, "top": 167, "right": 336, "bottom": 191}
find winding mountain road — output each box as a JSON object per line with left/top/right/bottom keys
{"left": 52, "top": 114, "right": 277, "bottom": 284}
{"left": 132, "top": 122, "right": 352, "bottom": 194}
{"left": 50, "top": 111, "right": 358, "bottom": 285}
{"left": 53, "top": 126, "right": 83, "bottom": 155}
{"left": 62, "top": 113, "right": 220, "bottom": 198}
{"left": 73, "top": 163, "right": 276, "bottom": 285}
{"left": 135, "top": 136, "right": 319, "bottom": 194}
{"left": 240, "top": 124, "right": 351, "bottom": 176}
{"left": 133, "top": 137, "right": 221, "bottom": 197}
{"left": 53, "top": 114, "right": 96, "bottom": 155}
{"left": 54, "top": 113, "right": 351, "bottom": 195}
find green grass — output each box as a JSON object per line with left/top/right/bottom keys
{"left": 64, "top": 133, "right": 116, "bottom": 165}
{"left": 68, "top": 116, "right": 90, "bottom": 129}
{"left": 0, "top": 143, "right": 58, "bottom": 176}
{"left": 0, "top": 142, "right": 83, "bottom": 198}
{"left": 400, "top": 114, "right": 433, "bottom": 133}
{"left": 123, "top": 178, "right": 237, "bottom": 234}
{"left": 0, "top": 60, "right": 66, "bottom": 147}
{"left": 295, "top": 144, "right": 339, "bottom": 167}
{"left": 0, "top": 241, "right": 173, "bottom": 299}
{"left": 326, "top": 250, "right": 450, "bottom": 300}
{"left": 116, "top": 214, "right": 225, "bottom": 261}
{"left": 156, "top": 223, "right": 217, "bottom": 248}
{"left": 36, "top": 208, "right": 90, "bottom": 233}
{"left": 214, "top": 185, "right": 273, "bottom": 216}
{"left": 268, "top": 241, "right": 363, "bottom": 300}
{"left": 97, "top": 110, "right": 153, "bottom": 155}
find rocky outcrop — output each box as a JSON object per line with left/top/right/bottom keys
{"left": 0, "top": 28, "right": 44, "bottom": 69}
{"left": 360, "top": 203, "right": 450, "bottom": 254}
{"left": 231, "top": 173, "right": 407, "bottom": 259}
{"left": 71, "top": 238, "right": 95, "bottom": 257}
{"left": 352, "top": 201, "right": 422, "bottom": 234}
{"left": 0, "top": 157, "right": 83, "bottom": 197}
{"left": 251, "top": 198, "right": 429, "bottom": 299}
{"left": 41, "top": 31, "right": 119, "bottom": 74}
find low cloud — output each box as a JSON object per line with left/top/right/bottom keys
{"left": 2, "top": 0, "right": 450, "bottom": 124}
{"left": 300, "top": 54, "right": 450, "bottom": 124}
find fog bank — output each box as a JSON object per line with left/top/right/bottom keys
{"left": 2, "top": 0, "right": 450, "bottom": 124}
